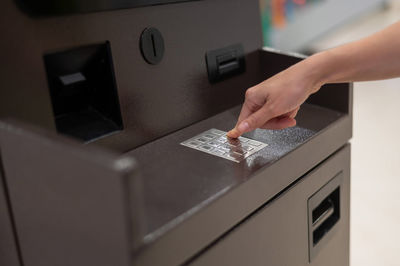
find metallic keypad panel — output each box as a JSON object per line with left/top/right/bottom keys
{"left": 180, "top": 129, "right": 268, "bottom": 163}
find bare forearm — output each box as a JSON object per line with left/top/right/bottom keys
{"left": 306, "top": 21, "right": 400, "bottom": 85}
{"left": 228, "top": 21, "right": 400, "bottom": 138}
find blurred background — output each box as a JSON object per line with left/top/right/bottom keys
{"left": 260, "top": 0, "right": 400, "bottom": 265}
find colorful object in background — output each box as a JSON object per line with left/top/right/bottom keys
{"left": 260, "top": 0, "right": 322, "bottom": 46}
{"left": 292, "top": 0, "right": 307, "bottom": 5}
{"left": 271, "top": 0, "right": 287, "bottom": 28}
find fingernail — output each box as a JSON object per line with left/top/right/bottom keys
{"left": 227, "top": 129, "right": 236, "bottom": 137}
{"left": 238, "top": 121, "right": 249, "bottom": 133}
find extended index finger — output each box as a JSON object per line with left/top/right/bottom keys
{"left": 237, "top": 100, "right": 259, "bottom": 126}
{"left": 228, "top": 98, "right": 262, "bottom": 138}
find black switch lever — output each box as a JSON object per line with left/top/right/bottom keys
{"left": 206, "top": 44, "right": 246, "bottom": 83}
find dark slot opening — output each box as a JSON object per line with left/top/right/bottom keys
{"left": 217, "top": 53, "right": 236, "bottom": 64}
{"left": 218, "top": 58, "right": 239, "bottom": 74}
{"left": 151, "top": 34, "right": 157, "bottom": 57}
{"left": 312, "top": 198, "right": 334, "bottom": 227}
{"left": 43, "top": 42, "right": 123, "bottom": 141}
{"left": 312, "top": 187, "right": 340, "bottom": 246}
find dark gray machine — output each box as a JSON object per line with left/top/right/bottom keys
{"left": 0, "top": 0, "right": 352, "bottom": 266}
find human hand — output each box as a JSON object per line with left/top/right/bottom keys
{"left": 227, "top": 57, "right": 323, "bottom": 138}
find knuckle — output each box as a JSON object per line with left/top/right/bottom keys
{"left": 245, "top": 87, "right": 256, "bottom": 99}
{"left": 266, "top": 104, "right": 278, "bottom": 116}
{"left": 245, "top": 100, "right": 262, "bottom": 112}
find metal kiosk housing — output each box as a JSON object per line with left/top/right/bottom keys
{"left": 0, "top": 0, "right": 352, "bottom": 266}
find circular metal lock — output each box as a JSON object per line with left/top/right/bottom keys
{"left": 140, "top": 27, "right": 165, "bottom": 65}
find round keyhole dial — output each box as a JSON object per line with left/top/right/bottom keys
{"left": 140, "top": 27, "right": 165, "bottom": 65}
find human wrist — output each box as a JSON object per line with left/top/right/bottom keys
{"left": 301, "top": 51, "right": 333, "bottom": 92}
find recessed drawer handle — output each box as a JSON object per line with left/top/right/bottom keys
{"left": 312, "top": 198, "right": 334, "bottom": 229}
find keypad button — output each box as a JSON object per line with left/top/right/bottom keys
{"left": 222, "top": 144, "right": 233, "bottom": 150}
{"left": 212, "top": 150, "right": 225, "bottom": 156}
{"left": 216, "top": 137, "right": 228, "bottom": 143}
{"left": 210, "top": 129, "right": 225, "bottom": 135}
{"left": 238, "top": 137, "right": 249, "bottom": 143}
{"left": 227, "top": 138, "right": 241, "bottom": 146}
{"left": 187, "top": 141, "right": 201, "bottom": 147}
{"left": 232, "top": 148, "right": 245, "bottom": 155}
{"left": 196, "top": 137, "right": 209, "bottom": 143}
{"left": 208, "top": 141, "right": 220, "bottom": 147}
{"left": 199, "top": 145, "right": 213, "bottom": 151}
{"left": 230, "top": 145, "right": 244, "bottom": 153}
{"left": 219, "top": 145, "right": 230, "bottom": 151}
{"left": 203, "top": 133, "right": 217, "bottom": 139}
{"left": 242, "top": 145, "right": 253, "bottom": 151}
{"left": 249, "top": 140, "right": 262, "bottom": 147}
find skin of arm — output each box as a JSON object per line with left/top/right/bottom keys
{"left": 227, "top": 21, "right": 400, "bottom": 138}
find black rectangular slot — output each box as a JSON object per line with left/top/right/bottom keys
{"left": 312, "top": 188, "right": 340, "bottom": 245}
{"left": 308, "top": 173, "right": 342, "bottom": 262}
{"left": 43, "top": 42, "right": 123, "bottom": 142}
{"left": 206, "top": 44, "right": 245, "bottom": 83}
{"left": 217, "top": 53, "right": 239, "bottom": 74}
